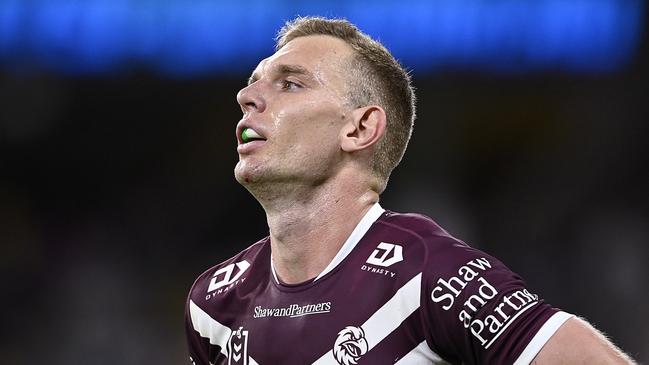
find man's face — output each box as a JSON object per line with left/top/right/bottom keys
{"left": 234, "top": 35, "right": 355, "bottom": 188}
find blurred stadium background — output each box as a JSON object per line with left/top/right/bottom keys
{"left": 1, "top": 0, "right": 647, "bottom": 363}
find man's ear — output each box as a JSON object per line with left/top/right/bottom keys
{"left": 340, "top": 105, "right": 387, "bottom": 152}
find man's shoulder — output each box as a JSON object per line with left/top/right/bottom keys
{"left": 378, "top": 209, "right": 467, "bottom": 250}
{"left": 376, "top": 209, "right": 496, "bottom": 271}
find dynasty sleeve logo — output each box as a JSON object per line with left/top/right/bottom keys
{"left": 366, "top": 242, "right": 403, "bottom": 267}
{"left": 206, "top": 260, "right": 251, "bottom": 299}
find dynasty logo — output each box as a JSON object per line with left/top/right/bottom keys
{"left": 206, "top": 260, "right": 250, "bottom": 299}
{"left": 361, "top": 242, "right": 403, "bottom": 278}
{"left": 366, "top": 242, "right": 403, "bottom": 267}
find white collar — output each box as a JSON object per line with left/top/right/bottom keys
{"left": 270, "top": 202, "right": 385, "bottom": 284}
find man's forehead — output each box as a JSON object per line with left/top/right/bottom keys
{"left": 250, "top": 35, "right": 354, "bottom": 79}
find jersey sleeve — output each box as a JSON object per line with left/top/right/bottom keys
{"left": 185, "top": 294, "right": 211, "bottom": 365}
{"left": 420, "top": 238, "right": 571, "bottom": 364}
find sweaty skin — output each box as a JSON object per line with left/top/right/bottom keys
{"left": 235, "top": 35, "right": 382, "bottom": 284}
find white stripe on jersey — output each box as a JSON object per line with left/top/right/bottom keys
{"left": 189, "top": 300, "right": 260, "bottom": 365}
{"left": 270, "top": 203, "right": 385, "bottom": 285}
{"left": 314, "top": 202, "right": 385, "bottom": 281}
{"left": 313, "top": 273, "right": 423, "bottom": 364}
{"left": 395, "top": 341, "right": 448, "bottom": 365}
{"left": 513, "top": 311, "right": 573, "bottom": 365}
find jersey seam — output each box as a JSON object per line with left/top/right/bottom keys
{"left": 376, "top": 219, "right": 453, "bottom": 243}
{"left": 376, "top": 217, "right": 464, "bottom": 363}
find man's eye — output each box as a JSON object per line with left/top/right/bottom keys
{"left": 281, "top": 80, "right": 301, "bottom": 90}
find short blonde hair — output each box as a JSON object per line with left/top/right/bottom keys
{"left": 276, "top": 17, "right": 416, "bottom": 192}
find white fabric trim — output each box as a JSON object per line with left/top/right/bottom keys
{"left": 312, "top": 273, "right": 422, "bottom": 364}
{"left": 189, "top": 300, "right": 260, "bottom": 365}
{"left": 395, "top": 341, "right": 448, "bottom": 364}
{"left": 485, "top": 300, "right": 539, "bottom": 349}
{"left": 513, "top": 311, "right": 573, "bottom": 365}
{"left": 270, "top": 255, "right": 280, "bottom": 284}
{"left": 314, "top": 202, "right": 385, "bottom": 281}
{"left": 189, "top": 300, "right": 231, "bottom": 351}
{"left": 270, "top": 202, "right": 385, "bottom": 284}
{"left": 362, "top": 273, "right": 422, "bottom": 349}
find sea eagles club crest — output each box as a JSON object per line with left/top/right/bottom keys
{"left": 333, "top": 326, "right": 368, "bottom": 365}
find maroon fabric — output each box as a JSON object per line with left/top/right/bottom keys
{"left": 186, "top": 210, "right": 559, "bottom": 364}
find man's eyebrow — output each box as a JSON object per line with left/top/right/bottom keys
{"left": 276, "top": 64, "right": 312, "bottom": 78}
{"left": 247, "top": 64, "right": 313, "bottom": 86}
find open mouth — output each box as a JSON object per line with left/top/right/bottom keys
{"left": 241, "top": 127, "right": 266, "bottom": 143}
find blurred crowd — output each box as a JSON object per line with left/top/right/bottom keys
{"left": 1, "top": 4, "right": 648, "bottom": 364}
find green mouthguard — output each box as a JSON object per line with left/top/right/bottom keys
{"left": 242, "top": 128, "right": 252, "bottom": 143}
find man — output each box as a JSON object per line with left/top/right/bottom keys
{"left": 185, "top": 17, "right": 634, "bottom": 364}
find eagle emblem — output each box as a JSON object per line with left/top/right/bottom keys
{"left": 333, "top": 326, "right": 368, "bottom": 365}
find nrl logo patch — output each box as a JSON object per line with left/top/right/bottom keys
{"left": 333, "top": 326, "right": 368, "bottom": 365}
{"left": 227, "top": 326, "right": 249, "bottom": 365}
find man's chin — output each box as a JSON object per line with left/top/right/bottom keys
{"left": 234, "top": 169, "right": 253, "bottom": 185}
{"left": 234, "top": 162, "right": 264, "bottom": 185}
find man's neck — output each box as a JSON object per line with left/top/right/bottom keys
{"left": 256, "top": 179, "right": 379, "bottom": 284}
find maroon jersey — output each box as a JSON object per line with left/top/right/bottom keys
{"left": 185, "top": 204, "right": 571, "bottom": 364}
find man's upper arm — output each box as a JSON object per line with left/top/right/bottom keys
{"left": 419, "top": 236, "right": 635, "bottom": 364}
{"left": 532, "top": 317, "right": 636, "bottom": 364}
{"left": 185, "top": 299, "right": 210, "bottom": 365}
{"left": 420, "top": 240, "right": 563, "bottom": 364}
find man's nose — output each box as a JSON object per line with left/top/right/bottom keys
{"left": 236, "top": 83, "right": 266, "bottom": 114}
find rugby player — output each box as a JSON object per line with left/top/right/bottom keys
{"left": 185, "top": 17, "right": 635, "bottom": 364}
